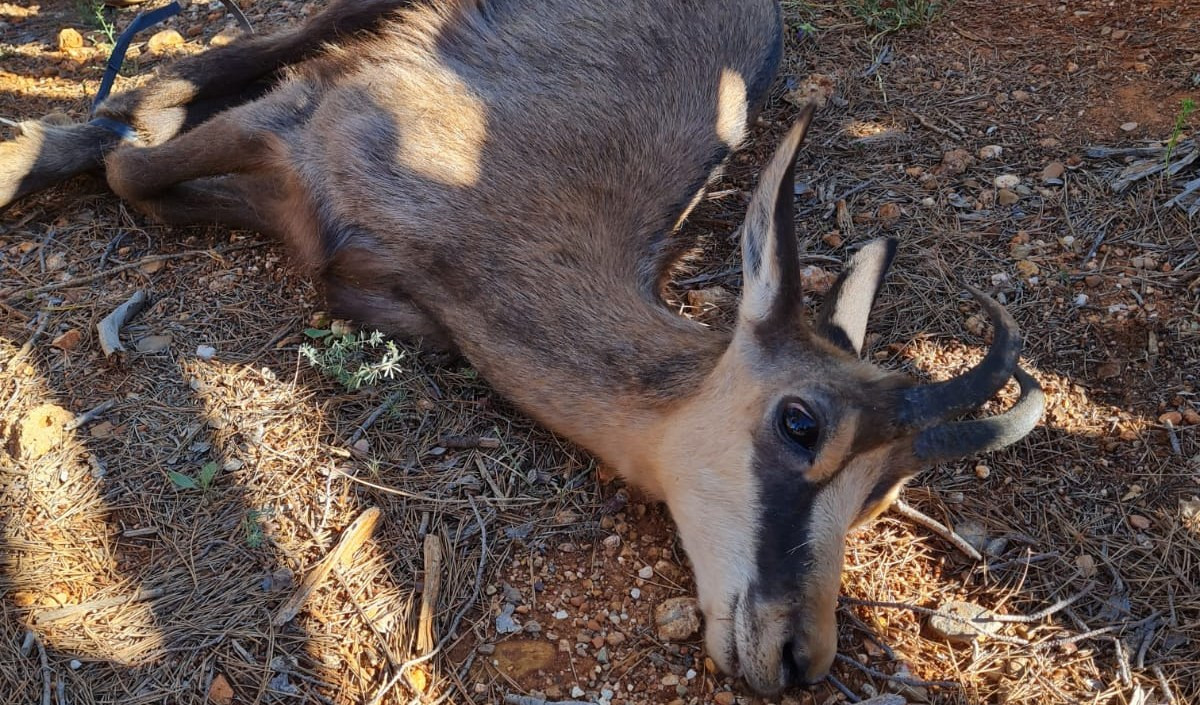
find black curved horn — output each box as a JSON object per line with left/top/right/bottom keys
{"left": 912, "top": 367, "right": 1044, "bottom": 463}
{"left": 897, "top": 285, "right": 1024, "bottom": 428}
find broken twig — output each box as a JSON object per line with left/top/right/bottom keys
{"left": 35, "top": 587, "right": 165, "bottom": 625}
{"left": 65, "top": 399, "right": 117, "bottom": 431}
{"left": 891, "top": 499, "right": 983, "bottom": 561}
{"left": 97, "top": 290, "right": 147, "bottom": 357}
{"left": 273, "top": 507, "right": 381, "bottom": 626}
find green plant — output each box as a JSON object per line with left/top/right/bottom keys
{"left": 300, "top": 328, "right": 406, "bottom": 391}
{"left": 243, "top": 508, "right": 271, "bottom": 548}
{"left": 168, "top": 461, "right": 219, "bottom": 491}
{"left": 1165, "top": 97, "right": 1196, "bottom": 170}
{"left": 77, "top": 0, "right": 118, "bottom": 47}
{"left": 852, "top": 0, "right": 949, "bottom": 38}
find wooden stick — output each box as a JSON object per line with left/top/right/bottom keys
{"left": 35, "top": 587, "right": 164, "bottom": 624}
{"left": 891, "top": 499, "right": 983, "bottom": 561}
{"left": 272, "top": 507, "right": 380, "bottom": 626}
{"left": 417, "top": 533, "right": 444, "bottom": 655}
{"left": 35, "top": 636, "right": 51, "bottom": 705}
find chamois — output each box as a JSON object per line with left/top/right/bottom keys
{"left": 0, "top": 0, "right": 1042, "bottom": 692}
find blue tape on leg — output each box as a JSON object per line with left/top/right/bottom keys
{"left": 90, "top": 1, "right": 184, "bottom": 116}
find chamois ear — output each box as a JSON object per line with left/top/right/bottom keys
{"left": 815, "top": 238, "right": 898, "bottom": 356}
{"left": 736, "top": 104, "right": 816, "bottom": 326}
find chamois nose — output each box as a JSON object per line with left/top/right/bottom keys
{"left": 782, "top": 639, "right": 832, "bottom": 687}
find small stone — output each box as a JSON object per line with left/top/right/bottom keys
{"left": 596, "top": 647, "right": 608, "bottom": 664}
{"left": 997, "top": 188, "right": 1019, "bottom": 206}
{"left": 955, "top": 519, "right": 989, "bottom": 553}
{"left": 147, "top": 29, "right": 185, "bottom": 55}
{"left": 352, "top": 438, "right": 370, "bottom": 453}
{"left": 495, "top": 604, "right": 521, "bottom": 634}
{"left": 209, "top": 27, "right": 242, "bottom": 47}
{"left": 1015, "top": 260, "right": 1039, "bottom": 277}
{"left": 822, "top": 231, "right": 843, "bottom": 248}
{"left": 139, "top": 259, "right": 164, "bottom": 274}
{"left": 571, "top": 686, "right": 586, "bottom": 699}
{"left": 51, "top": 328, "right": 82, "bottom": 351}
{"left": 935, "top": 148, "right": 974, "bottom": 176}
{"left": 877, "top": 202, "right": 902, "bottom": 223}
{"left": 69, "top": 659, "right": 82, "bottom": 670}
{"left": 196, "top": 344, "right": 216, "bottom": 360}
{"left": 1011, "top": 89, "right": 1031, "bottom": 102}
{"left": 605, "top": 631, "right": 626, "bottom": 646}
{"left": 637, "top": 565, "right": 654, "bottom": 579}
{"left": 654, "top": 597, "right": 701, "bottom": 642}
{"left": 1042, "top": 161, "right": 1066, "bottom": 182}
{"left": 993, "top": 174, "right": 1021, "bottom": 189}
{"left": 1128, "top": 514, "right": 1151, "bottom": 531}
{"left": 978, "top": 145, "right": 1003, "bottom": 160}
{"left": 1120, "top": 121, "right": 1139, "bottom": 132}
{"left": 1159, "top": 411, "right": 1183, "bottom": 426}
{"left": 208, "top": 674, "right": 234, "bottom": 705}
{"left": 1183, "top": 409, "right": 1200, "bottom": 426}
{"left": 974, "top": 464, "right": 991, "bottom": 479}
{"left": 1076, "top": 554, "right": 1098, "bottom": 578}
{"left": 714, "top": 692, "right": 737, "bottom": 705}
{"left": 1074, "top": 294, "right": 1089, "bottom": 306}
{"left": 630, "top": 587, "right": 641, "bottom": 600}
{"left": 1111, "top": 28, "right": 1128, "bottom": 40}
{"left": 602, "top": 534, "right": 621, "bottom": 549}
{"left": 134, "top": 335, "right": 172, "bottom": 353}
{"left": 662, "top": 674, "right": 679, "bottom": 687}
{"left": 553, "top": 609, "right": 568, "bottom": 620}
{"left": 58, "top": 28, "right": 84, "bottom": 51}
{"left": 928, "top": 600, "right": 999, "bottom": 643}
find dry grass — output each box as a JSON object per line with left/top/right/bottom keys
{"left": 2, "top": 1, "right": 1199, "bottom": 704}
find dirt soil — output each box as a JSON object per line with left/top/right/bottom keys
{"left": 1, "top": 1, "right": 1198, "bottom": 705}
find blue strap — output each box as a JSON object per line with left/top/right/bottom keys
{"left": 89, "top": 116, "right": 141, "bottom": 142}
{"left": 91, "top": 1, "right": 184, "bottom": 116}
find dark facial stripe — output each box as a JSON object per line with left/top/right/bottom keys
{"left": 749, "top": 426, "right": 819, "bottom": 601}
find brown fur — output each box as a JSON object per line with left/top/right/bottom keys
{"left": 0, "top": 0, "right": 1040, "bottom": 695}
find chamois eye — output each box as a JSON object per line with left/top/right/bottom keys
{"left": 780, "top": 401, "right": 820, "bottom": 452}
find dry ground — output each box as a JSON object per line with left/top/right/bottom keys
{"left": 1, "top": 1, "right": 1198, "bottom": 704}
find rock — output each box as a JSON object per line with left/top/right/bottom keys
{"left": 58, "top": 27, "right": 84, "bottom": 51}
{"left": 1015, "top": 260, "right": 1039, "bottom": 277}
{"left": 978, "top": 144, "right": 1003, "bottom": 160}
{"left": 209, "top": 26, "right": 242, "bottom": 47}
{"left": 208, "top": 674, "right": 234, "bottom": 705}
{"left": 993, "top": 174, "right": 1021, "bottom": 189}
{"left": 974, "top": 464, "right": 990, "bottom": 479}
{"left": 147, "top": 29, "right": 185, "bottom": 55}
{"left": 927, "top": 600, "right": 999, "bottom": 643}
{"left": 134, "top": 335, "right": 172, "bottom": 353}
{"left": 1074, "top": 293, "right": 1089, "bottom": 306}
{"left": 1076, "top": 554, "right": 1098, "bottom": 578}
{"left": 1128, "top": 514, "right": 1151, "bottom": 531}
{"left": 605, "top": 631, "right": 626, "bottom": 647}
{"left": 571, "top": 686, "right": 586, "bottom": 698}
{"left": 51, "top": 328, "right": 82, "bottom": 351}
{"left": 822, "top": 231, "right": 843, "bottom": 248}
{"left": 1159, "top": 411, "right": 1183, "bottom": 426}
{"left": 637, "top": 565, "right": 654, "bottom": 579}
{"left": 1184, "top": 409, "right": 1200, "bottom": 426}
{"left": 954, "top": 519, "right": 989, "bottom": 553}
{"left": 1042, "top": 161, "right": 1066, "bottom": 182}
{"left": 997, "top": 188, "right": 1019, "bottom": 205}
{"left": 786, "top": 73, "right": 835, "bottom": 109}
{"left": 655, "top": 597, "right": 701, "bottom": 642}
{"left": 935, "top": 148, "right": 974, "bottom": 176}
{"left": 196, "top": 344, "right": 216, "bottom": 360}
{"left": 877, "top": 202, "right": 902, "bottom": 223}
{"left": 1120, "top": 121, "right": 1139, "bottom": 132}
{"left": 714, "top": 692, "right": 737, "bottom": 705}
{"left": 495, "top": 603, "right": 521, "bottom": 634}
{"left": 1011, "top": 89, "right": 1032, "bottom": 102}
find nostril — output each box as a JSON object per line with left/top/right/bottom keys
{"left": 780, "top": 640, "right": 808, "bottom": 687}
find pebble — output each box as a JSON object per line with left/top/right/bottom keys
{"left": 134, "top": 335, "right": 172, "bottom": 353}
{"left": 51, "top": 328, "right": 82, "bottom": 351}
{"left": 1184, "top": 409, "right": 1200, "bottom": 426}
{"left": 978, "top": 144, "right": 1003, "bottom": 160}
{"left": 147, "top": 29, "right": 185, "bottom": 55}
{"left": 571, "top": 686, "right": 586, "bottom": 698}
{"left": 1042, "top": 161, "right": 1066, "bottom": 182}
{"left": 69, "top": 659, "right": 82, "bottom": 670}
{"left": 1074, "top": 294, "right": 1089, "bottom": 306}
{"left": 630, "top": 587, "right": 641, "bottom": 600}
{"left": 997, "top": 188, "right": 1019, "bottom": 206}
{"left": 58, "top": 27, "right": 84, "bottom": 51}
{"left": 927, "top": 600, "right": 999, "bottom": 643}
{"left": 654, "top": 597, "right": 701, "bottom": 642}
{"left": 209, "top": 27, "right": 243, "bottom": 47}
{"left": 1120, "top": 121, "right": 1139, "bottom": 132}
{"left": 993, "top": 174, "right": 1020, "bottom": 189}
{"left": 637, "top": 565, "right": 654, "bottom": 579}
{"left": 974, "top": 464, "right": 990, "bottom": 479}
{"left": 1158, "top": 411, "right": 1183, "bottom": 426}
{"left": 553, "top": 609, "right": 569, "bottom": 620}
{"left": 714, "top": 692, "right": 737, "bottom": 705}
{"left": 196, "top": 344, "right": 216, "bottom": 360}
{"left": 1128, "top": 514, "right": 1151, "bottom": 531}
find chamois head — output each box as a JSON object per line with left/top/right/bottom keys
{"left": 653, "top": 106, "right": 1044, "bottom": 693}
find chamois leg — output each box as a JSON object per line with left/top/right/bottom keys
{"left": 96, "top": 0, "right": 417, "bottom": 144}
{"left": 0, "top": 0, "right": 414, "bottom": 210}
